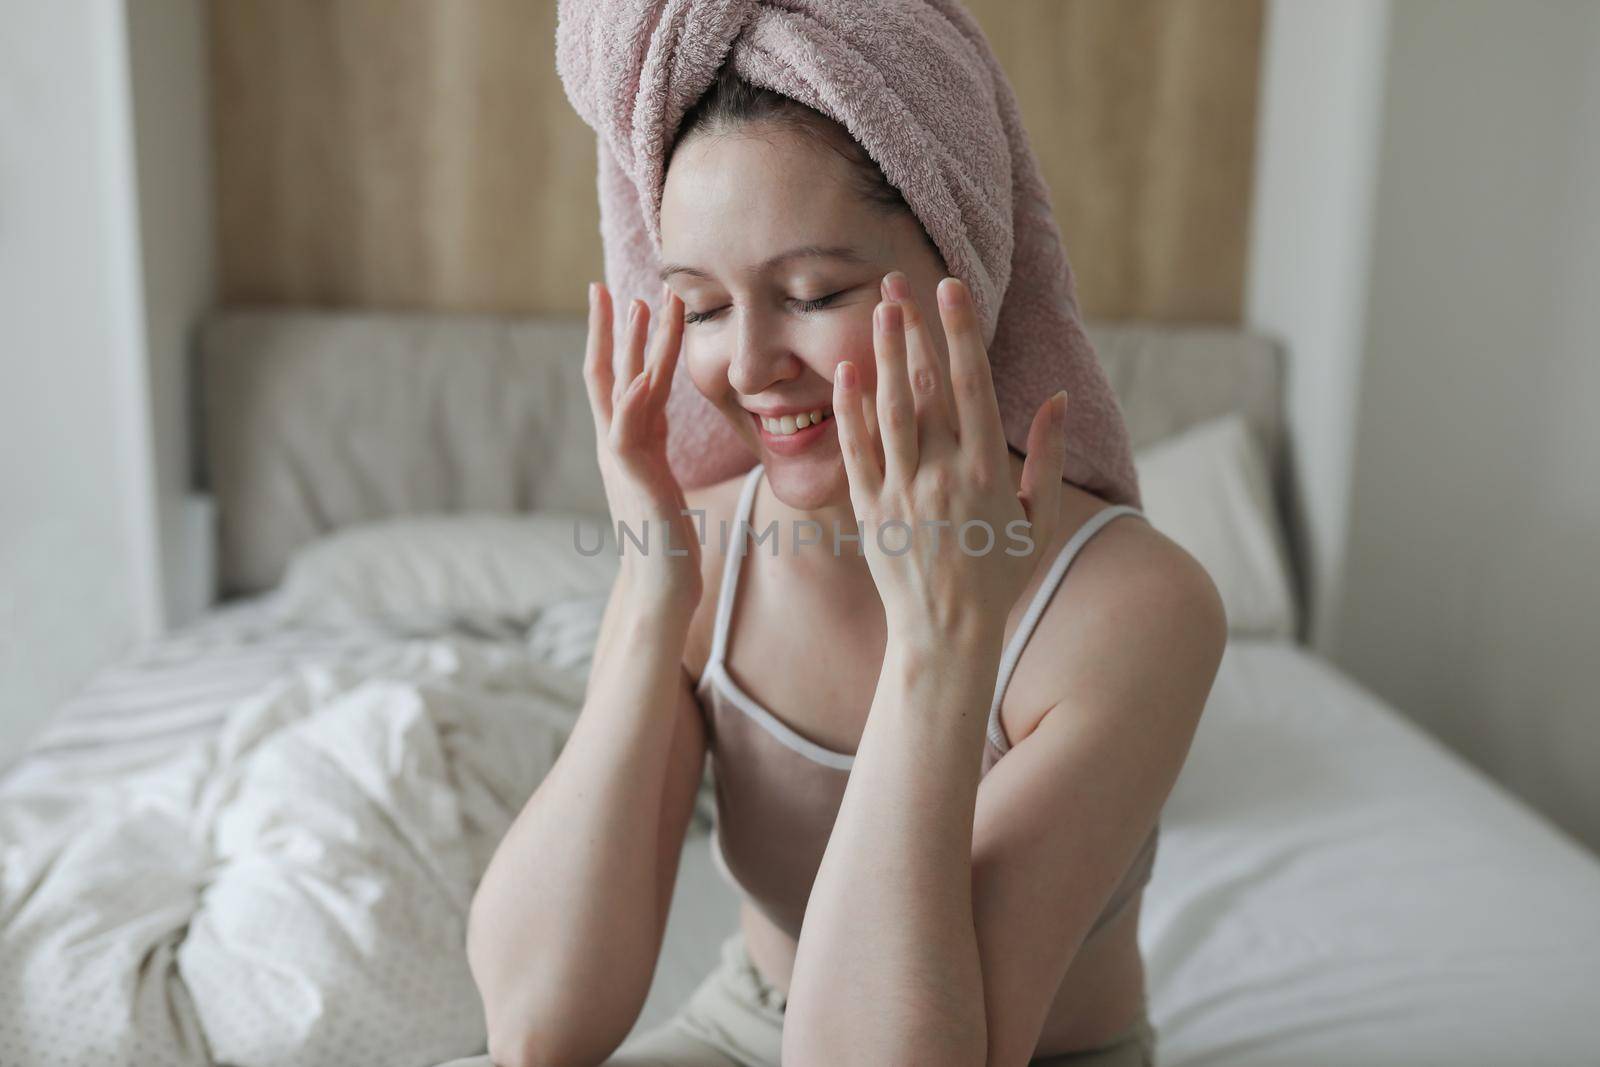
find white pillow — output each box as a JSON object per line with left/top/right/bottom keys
{"left": 275, "top": 511, "right": 620, "bottom": 630}
{"left": 1133, "top": 414, "right": 1299, "bottom": 639}
{"left": 275, "top": 418, "right": 1297, "bottom": 640}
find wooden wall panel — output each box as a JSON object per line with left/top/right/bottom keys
{"left": 969, "top": 0, "right": 1264, "bottom": 321}
{"left": 211, "top": 0, "right": 1262, "bottom": 321}
{"left": 211, "top": 0, "right": 602, "bottom": 312}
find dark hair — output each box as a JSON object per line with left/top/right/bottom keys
{"left": 671, "top": 65, "right": 940, "bottom": 259}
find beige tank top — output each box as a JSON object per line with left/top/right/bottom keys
{"left": 696, "top": 463, "right": 1160, "bottom": 945}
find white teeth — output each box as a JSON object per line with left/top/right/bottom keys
{"left": 761, "top": 408, "right": 831, "bottom": 435}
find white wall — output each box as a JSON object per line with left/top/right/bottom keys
{"left": 0, "top": 0, "right": 213, "bottom": 765}
{"left": 0, "top": 1, "right": 160, "bottom": 759}
{"left": 1336, "top": 0, "right": 1600, "bottom": 853}
{"left": 1251, "top": 0, "right": 1600, "bottom": 854}
{"left": 126, "top": 0, "right": 217, "bottom": 626}
{"left": 1245, "top": 0, "right": 1392, "bottom": 654}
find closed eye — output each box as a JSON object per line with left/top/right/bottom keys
{"left": 683, "top": 291, "right": 847, "bottom": 325}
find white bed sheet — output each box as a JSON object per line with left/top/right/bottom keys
{"left": 643, "top": 639, "right": 1600, "bottom": 1065}
{"left": 1, "top": 595, "right": 390, "bottom": 791}
{"left": 0, "top": 597, "right": 601, "bottom": 1067}
{"left": 1146, "top": 639, "right": 1600, "bottom": 1064}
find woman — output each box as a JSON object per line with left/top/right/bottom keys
{"left": 465, "top": 16, "right": 1225, "bottom": 1067}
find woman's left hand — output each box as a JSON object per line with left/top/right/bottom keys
{"left": 832, "top": 272, "right": 1070, "bottom": 650}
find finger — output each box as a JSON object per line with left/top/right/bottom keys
{"left": 936, "top": 277, "right": 1007, "bottom": 464}
{"left": 860, "top": 366, "right": 883, "bottom": 468}
{"left": 884, "top": 273, "right": 956, "bottom": 450}
{"left": 832, "top": 360, "right": 882, "bottom": 504}
{"left": 1017, "top": 391, "right": 1069, "bottom": 539}
{"left": 584, "top": 283, "right": 616, "bottom": 428}
{"left": 638, "top": 289, "right": 685, "bottom": 441}
{"left": 613, "top": 298, "right": 647, "bottom": 410}
{"left": 610, "top": 370, "right": 654, "bottom": 454}
{"left": 873, "top": 299, "right": 918, "bottom": 483}
{"left": 645, "top": 286, "right": 685, "bottom": 399}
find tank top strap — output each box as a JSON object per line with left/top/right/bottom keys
{"left": 985, "top": 504, "right": 1146, "bottom": 754}
{"left": 705, "top": 464, "right": 766, "bottom": 675}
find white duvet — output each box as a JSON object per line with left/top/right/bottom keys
{"left": 0, "top": 625, "right": 587, "bottom": 1066}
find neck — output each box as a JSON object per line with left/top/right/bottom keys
{"left": 752, "top": 466, "right": 874, "bottom": 584}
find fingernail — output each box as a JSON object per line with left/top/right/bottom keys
{"left": 884, "top": 271, "right": 912, "bottom": 301}
{"left": 937, "top": 277, "right": 962, "bottom": 309}
{"left": 877, "top": 301, "right": 902, "bottom": 331}
{"left": 1054, "top": 390, "right": 1069, "bottom": 423}
{"left": 836, "top": 361, "right": 856, "bottom": 389}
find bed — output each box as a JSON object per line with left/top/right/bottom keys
{"left": 1, "top": 308, "right": 1596, "bottom": 1066}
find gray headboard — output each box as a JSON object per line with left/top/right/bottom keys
{"left": 199, "top": 308, "right": 1292, "bottom": 600}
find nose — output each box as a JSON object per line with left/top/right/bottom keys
{"left": 726, "top": 306, "right": 801, "bottom": 397}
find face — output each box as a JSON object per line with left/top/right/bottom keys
{"left": 659, "top": 124, "right": 949, "bottom": 513}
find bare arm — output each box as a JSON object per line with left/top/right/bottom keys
{"left": 785, "top": 630, "right": 999, "bottom": 1066}
{"left": 467, "top": 577, "right": 707, "bottom": 1066}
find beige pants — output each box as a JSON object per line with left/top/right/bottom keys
{"left": 601, "top": 932, "right": 1157, "bottom": 1067}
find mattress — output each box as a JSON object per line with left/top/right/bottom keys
{"left": 4, "top": 606, "right": 1597, "bottom": 1066}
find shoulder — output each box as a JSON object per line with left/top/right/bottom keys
{"left": 1008, "top": 484, "right": 1227, "bottom": 741}
{"left": 681, "top": 471, "right": 755, "bottom": 683}
{"left": 1055, "top": 484, "right": 1227, "bottom": 641}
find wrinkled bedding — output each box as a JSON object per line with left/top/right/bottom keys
{"left": 0, "top": 599, "right": 600, "bottom": 1066}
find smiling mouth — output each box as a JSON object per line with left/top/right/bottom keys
{"left": 754, "top": 407, "right": 833, "bottom": 436}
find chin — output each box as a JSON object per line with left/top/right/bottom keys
{"left": 761, "top": 449, "right": 850, "bottom": 512}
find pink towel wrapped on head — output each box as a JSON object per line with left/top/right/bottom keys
{"left": 556, "top": 0, "right": 1141, "bottom": 508}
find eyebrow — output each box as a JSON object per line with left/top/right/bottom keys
{"left": 658, "top": 244, "right": 870, "bottom": 283}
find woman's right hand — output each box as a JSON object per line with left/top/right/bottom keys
{"left": 584, "top": 281, "right": 703, "bottom": 627}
